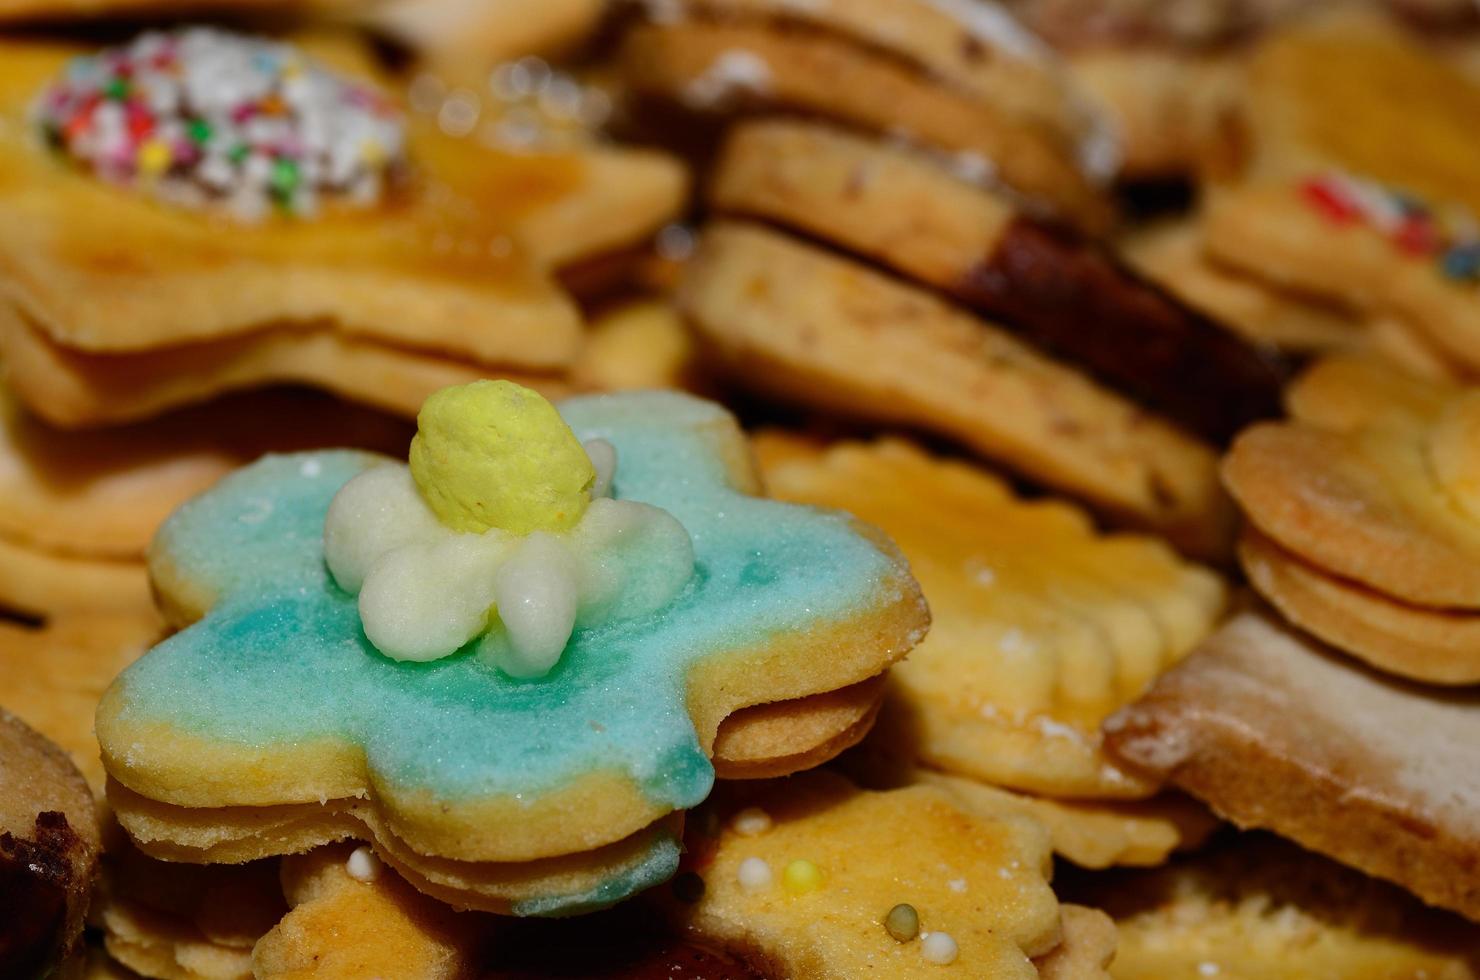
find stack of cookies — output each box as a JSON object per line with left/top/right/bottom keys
{"left": 1108, "top": 354, "right": 1480, "bottom": 925}
{"left": 614, "top": 0, "right": 1288, "bottom": 556}
{"left": 3, "top": 1, "right": 1480, "bottom": 978}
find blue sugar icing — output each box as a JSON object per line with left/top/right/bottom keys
{"left": 511, "top": 829, "right": 683, "bottom": 918}
{"left": 114, "top": 392, "right": 896, "bottom": 875}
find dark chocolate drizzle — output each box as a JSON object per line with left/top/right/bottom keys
{"left": 959, "top": 217, "right": 1290, "bottom": 444}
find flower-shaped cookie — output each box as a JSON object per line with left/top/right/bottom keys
{"left": 0, "top": 30, "right": 685, "bottom": 426}
{"left": 98, "top": 387, "right": 927, "bottom": 915}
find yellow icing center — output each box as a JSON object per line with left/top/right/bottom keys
{"left": 409, "top": 380, "right": 595, "bottom": 534}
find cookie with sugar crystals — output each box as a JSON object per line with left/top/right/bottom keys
{"left": 755, "top": 433, "right": 1225, "bottom": 799}
{"left": 0, "top": 707, "right": 101, "bottom": 979}
{"left": 1105, "top": 610, "right": 1480, "bottom": 922}
{"left": 708, "top": 120, "right": 1285, "bottom": 446}
{"left": 1061, "top": 833, "right": 1480, "bottom": 980}
{"left": 684, "top": 223, "right": 1234, "bottom": 556}
{"left": 664, "top": 770, "right": 1074, "bottom": 979}
{"left": 99, "top": 383, "right": 927, "bottom": 914}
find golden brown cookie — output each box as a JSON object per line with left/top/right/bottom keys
{"left": 668, "top": 771, "right": 1068, "bottom": 978}
{"left": 0, "top": 301, "right": 568, "bottom": 428}
{"left": 253, "top": 844, "right": 480, "bottom": 979}
{"left": 1240, "top": 527, "right": 1480, "bottom": 685}
{"left": 708, "top": 120, "right": 1285, "bottom": 444}
{"left": 0, "top": 708, "right": 101, "bottom": 979}
{"left": 1105, "top": 610, "right": 1480, "bottom": 923}
{"left": 1033, "top": 905, "right": 1117, "bottom": 980}
{"left": 1118, "top": 218, "right": 1362, "bottom": 353}
{"left": 685, "top": 224, "right": 1234, "bottom": 555}
{"left": 0, "top": 536, "right": 153, "bottom": 620}
{"left": 619, "top": 19, "right": 1112, "bottom": 231}
{"left": 0, "top": 616, "right": 161, "bottom": 791}
{"left": 1201, "top": 16, "right": 1480, "bottom": 377}
{"left": 1224, "top": 414, "right": 1480, "bottom": 610}
{"left": 1062, "top": 833, "right": 1480, "bottom": 980}
{"left": 756, "top": 433, "right": 1226, "bottom": 799}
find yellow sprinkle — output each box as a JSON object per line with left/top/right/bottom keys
{"left": 137, "top": 139, "right": 172, "bottom": 177}
{"left": 410, "top": 380, "right": 595, "bottom": 534}
{"left": 783, "top": 859, "right": 823, "bottom": 895}
{"left": 361, "top": 138, "right": 385, "bottom": 166}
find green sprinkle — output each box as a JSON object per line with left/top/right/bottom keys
{"left": 269, "top": 158, "right": 299, "bottom": 200}
{"left": 228, "top": 144, "right": 250, "bottom": 164}
{"left": 187, "top": 119, "right": 213, "bottom": 145}
{"left": 103, "top": 78, "right": 130, "bottom": 101}
{"left": 885, "top": 903, "right": 920, "bottom": 943}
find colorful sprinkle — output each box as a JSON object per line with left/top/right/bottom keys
{"left": 921, "top": 931, "right": 959, "bottom": 966}
{"left": 730, "top": 807, "right": 772, "bottom": 836}
{"left": 33, "top": 28, "right": 406, "bottom": 220}
{"left": 1302, "top": 171, "right": 1480, "bottom": 284}
{"left": 885, "top": 903, "right": 920, "bottom": 942}
{"left": 782, "top": 859, "right": 823, "bottom": 895}
{"left": 737, "top": 857, "right": 772, "bottom": 891}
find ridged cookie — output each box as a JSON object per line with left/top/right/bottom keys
{"left": 757, "top": 434, "right": 1225, "bottom": 798}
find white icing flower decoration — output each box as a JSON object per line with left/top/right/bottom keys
{"left": 322, "top": 381, "right": 694, "bottom": 678}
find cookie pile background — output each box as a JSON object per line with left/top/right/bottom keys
{"left": 1, "top": 0, "right": 1479, "bottom": 977}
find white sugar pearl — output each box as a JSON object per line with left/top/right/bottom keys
{"left": 737, "top": 857, "right": 772, "bottom": 891}
{"left": 346, "top": 845, "right": 381, "bottom": 882}
{"left": 731, "top": 807, "right": 772, "bottom": 836}
{"left": 921, "top": 931, "right": 958, "bottom": 966}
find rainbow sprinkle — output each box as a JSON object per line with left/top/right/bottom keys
{"left": 1301, "top": 172, "right": 1480, "bottom": 283}
{"left": 34, "top": 28, "right": 407, "bottom": 220}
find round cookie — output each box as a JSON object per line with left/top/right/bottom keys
{"left": 1224, "top": 419, "right": 1480, "bottom": 609}
{"left": 619, "top": 20, "right": 1112, "bottom": 231}
{"left": 1239, "top": 528, "right": 1480, "bottom": 685}
{"left": 0, "top": 708, "right": 101, "bottom": 978}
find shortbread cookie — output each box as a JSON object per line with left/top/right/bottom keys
{"left": 1063, "top": 833, "right": 1480, "bottom": 980}
{"left": 1201, "top": 18, "right": 1480, "bottom": 376}
{"left": 756, "top": 434, "right": 1225, "bottom": 798}
{"left": 1240, "top": 528, "right": 1480, "bottom": 685}
{"left": 1118, "top": 218, "right": 1362, "bottom": 353}
{"left": 0, "top": 302, "right": 568, "bottom": 428}
{"left": 1033, "top": 905, "right": 1117, "bottom": 980}
{"left": 0, "top": 0, "right": 352, "bottom": 21}
{"left": 1105, "top": 611, "right": 1480, "bottom": 922}
{"left": 667, "top": 771, "right": 1068, "bottom": 978}
{"left": 253, "top": 844, "right": 479, "bottom": 979}
{"left": 0, "top": 384, "right": 409, "bottom": 560}
{"left": 619, "top": 20, "right": 1112, "bottom": 231}
{"left": 918, "top": 772, "right": 1217, "bottom": 871}
{"left": 0, "top": 536, "right": 153, "bottom": 619}
{"left": 1284, "top": 353, "right": 1449, "bottom": 433}
{"left": 1224, "top": 410, "right": 1480, "bottom": 610}
{"left": 0, "top": 616, "right": 161, "bottom": 790}
{"left": 709, "top": 120, "right": 1285, "bottom": 444}
{"left": 365, "top": 0, "right": 603, "bottom": 69}
{"left": 100, "top": 386, "right": 927, "bottom": 913}
{"left": 100, "top": 844, "right": 285, "bottom": 980}
{"left": 709, "top": 676, "right": 886, "bottom": 781}
{"left": 1066, "top": 49, "right": 1242, "bottom": 180}
{"left": 569, "top": 299, "right": 702, "bottom": 395}
{"left": 0, "top": 708, "right": 101, "bottom": 979}
{"left": 685, "top": 223, "right": 1234, "bottom": 555}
